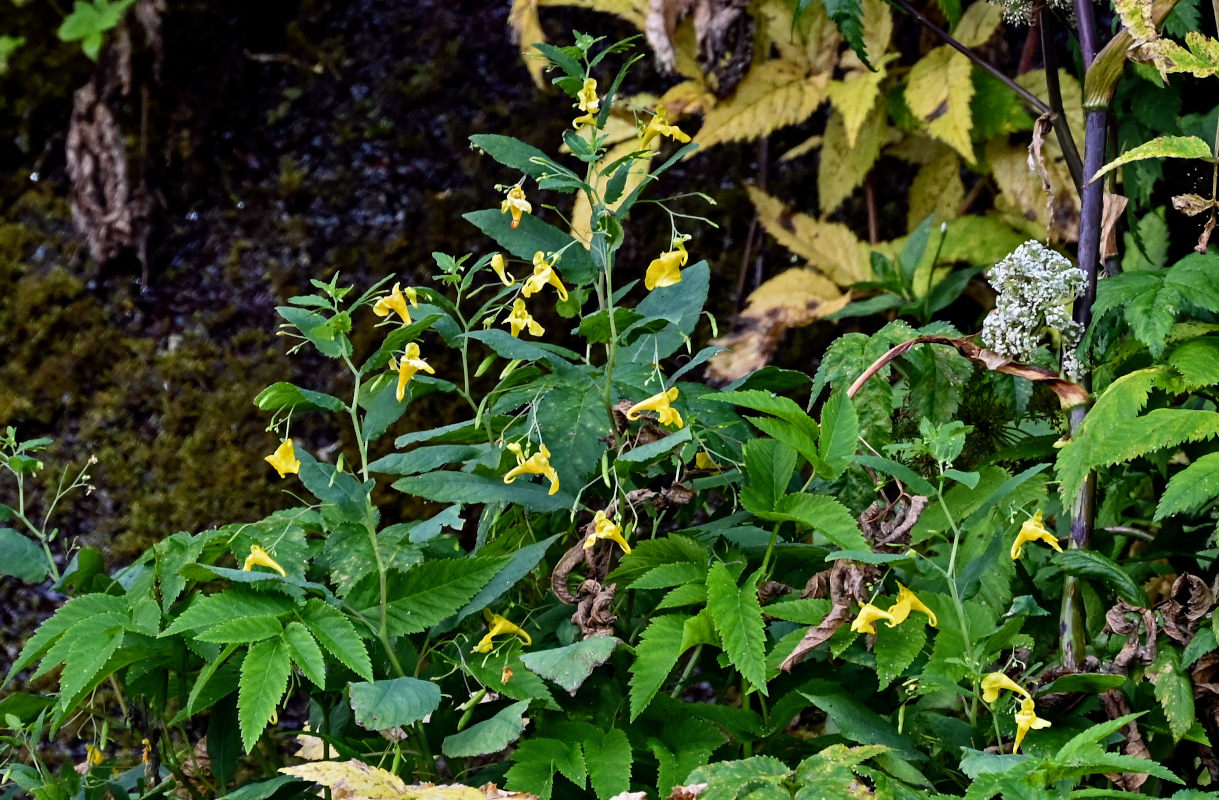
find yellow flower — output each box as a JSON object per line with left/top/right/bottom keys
{"left": 981, "top": 671, "right": 1031, "bottom": 703}
{"left": 583, "top": 510, "right": 631, "bottom": 554}
{"left": 373, "top": 282, "right": 418, "bottom": 325}
{"left": 625, "top": 387, "right": 683, "bottom": 428}
{"left": 501, "top": 186, "right": 532, "bottom": 229}
{"left": 695, "top": 451, "right": 722, "bottom": 472}
{"left": 473, "top": 608, "right": 532, "bottom": 653}
{"left": 490, "top": 253, "right": 515, "bottom": 286}
{"left": 503, "top": 441, "right": 560, "bottom": 495}
{"left": 641, "top": 106, "right": 691, "bottom": 149}
{"left": 573, "top": 77, "right": 600, "bottom": 129}
{"left": 85, "top": 745, "right": 105, "bottom": 767}
{"left": 1012, "top": 696, "right": 1051, "bottom": 753}
{"left": 522, "top": 251, "right": 569, "bottom": 302}
{"left": 1010, "top": 510, "right": 1063, "bottom": 559}
{"left": 885, "top": 583, "right": 937, "bottom": 628}
{"left": 243, "top": 545, "right": 287, "bottom": 577}
{"left": 504, "top": 298, "right": 544, "bottom": 338}
{"left": 850, "top": 603, "right": 896, "bottom": 634}
{"left": 391, "top": 341, "right": 436, "bottom": 402}
{"left": 644, "top": 241, "right": 689, "bottom": 291}
{"left": 265, "top": 439, "right": 301, "bottom": 478}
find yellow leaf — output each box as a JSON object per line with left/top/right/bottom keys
{"left": 827, "top": 53, "right": 892, "bottom": 149}
{"left": 1114, "top": 0, "right": 1158, "bottom": 42}
{"left": 757, "top": 0, "right": 841, "bottom": 72}
{"left": 953, "top": 0, "right": 1004, "bottom": 48}
{"left": 905, "top": 46, "right": 976, "bottom": 162}
{"left": 509, "top": 0, "right": 547, "bottom": 90}
{"left": 569, "top": 138, "right": 656, "bottom": 244}
{"left": 747, "top": 186, "right": 870, "bottom": 286}
{"left": 818, "top": 102, "right": 884, "bottom": 214}
{"left": 1016, "top": 70, "right": 1083, "bottom": 155}
{"left": 538, "top": 0, "right": 648, "bottom": 29}
{"left": 908, "top": 148, "right": 964, "bottom": 229}
{"left": 987, "top": 139, "right": 1080, "bottom": 242}
{"left": 656, "top": 79, "right": 716, "bottom": 119}
{"left": 781, "top": 134, "right": 823, "bottom": 161}
{"left": 841, "top": 0, "right": 894, "bottom": 70}
{"left": 697, "top": 60, "right": 829, "bottom": 150}
{"left": 281, "top": 760, "right": 408, "bottom": 800}
{"left": 708, "top": 268, "right": 850, "bottom": 383}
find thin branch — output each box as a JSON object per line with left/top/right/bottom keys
{"left": 1040, "top": 9, "right": 1085, "bottom": 191}
{"left": 888, "top": 0, "right": 1051, "bottom": 116}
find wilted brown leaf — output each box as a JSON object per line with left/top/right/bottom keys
{"left": 1172, "top": 193, "right": 1219, "bottom": 216}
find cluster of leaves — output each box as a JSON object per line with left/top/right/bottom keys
{"left": 5, "top": 15, "right": 1219, "bottom": 800}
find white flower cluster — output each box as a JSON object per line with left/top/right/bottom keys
{"left": 981, "top": 240, "right": 1084, "bottom": 378}
{"left": 988, "top": 0, "right": 1074, "bottom": 25}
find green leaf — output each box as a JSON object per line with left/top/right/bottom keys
{"left": 740, "top": 439, "right": 798, "bottom": 514}
{"left": 629, "top": 561, "right": 707, "bottom": 590}
{"left": 463, "top": 210, "right": 596, "bottom": 284}
{"left": 505, "top": 737, "right": 586, "bottom": 800}
{"left": 848, "top": 454, "right": 937, "bottom": 495}
{"left": 620, "top": 262, "right": 711, "bottom": 362}
{"left": 1157, "top": 450, "right": 1219, "bottom": 520}
{"left": 630, "top": 614, "right": 688, "bottom": 720}
{"left": 616, "top": 427, "right": 692, "bottom": 464}
{"left": 578, "top": 308, "right": 643, "bottom": 344}
{"left": 238, "top": 638, "right": 292, "bottom": 752}
{"left": 822, "top": 0, "right": 872, "bottom": 70}
{"left": 535, "top": 376, "right": 612, "bottom": 498}
{"left": 360, "top": 314, "right": 443, "bottom": 373}
{"left": 253, "top": 382, "right": 346, "bottom": 414}
{"left": 585, "top": 728, "right": 632, "bottom": 800}
{"left": 369, "top": 444, "right": 492, "bottom": 476}
{"left": 758, "top": 493, "right": 869, "bottom": 552}
{"left": 706, "top": 565, "right": 768, "bottom": 694}
{"left": 610, "top": 534, "right": 710, "bottom": 587}
{"left": 56, "top": 618, "right": 126, "bottom": 710}
{"left": 1055, "top": 550, "right": 1147, "bottom": 606}
{"left": 162, "top": 590, "right": 295, "bottom": 637}
{"left": 0, "top": 528, "right": 49, "bottom": 583}
{"left": 195, "top": 615, "right": 284, "bottom": 644}
{"left": 7, "top": 594, "right": 126, "bottom": 680}
{"left": 373, "top": 557, "right": 507, "bottom": 635}
{"left": 298, "top": 599, "right": 373, "bottom": 681}
{"left": 1092, "top": 135, "right": 1216, "bottom": 184}
{"left": 445, "top": 535, "right": 560, "bottom": 629}
{"left": 689, "top": 757, "right": 792, "bottom": 800}
{"left": 282, "top": 622, "right": 326, "bottom": 688}
{"left": 442, "top": 700, "right": 530, "bottom": 758}
{"left": 799, "top": 680, "right": 920, "bottom": 757}
{"left": 874, "top": 621, "right": 927, "bottom": 690}
{"left": 470, "top": 134, "right": 551, "bottom": 180}
{"left": 1151, "top": 647, "right": 1195, "bottom": 741}
{"left": 818, "top": 389, "right": 860, "bottom": 479}
{"left": 1168, "top": 336, "right": 1219, "bottom": 389}
{"left": 463, "top": 329, "right": 569, "bottom": 364}
{"left": 707, "top": 391, "right": 820, "bottom": 440}
{"left": 394, "top": 471, "right": 571, "bottom": 512}
{"left": 520, "top": 637, "right": 620, "bottom": 693}
{"left": 349, "top": 677, "right": 441, "bottom": 729}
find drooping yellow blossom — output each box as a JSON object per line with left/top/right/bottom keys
{"left": 572, "top": 78, "right": 600, "bottom": 129}
{"left": 85, "top": 745, "right": 105, "bottom": 767}
{"left": 522, "top": 251, "right": 569, "bottom": 302}
{"left": 850, "top": 603, "right": 896, "bottom": 634}
{"left": 695, "top": 451, "right": 722, "bottom": 472}
{"left": 503, "top": 441, "right": 560, "bottom": 495}
{"left": 373, "top": 282, "right": 418, "bottom": 325}
{"left": 1010, "top": 510, "right": 1063, "bottom": 560}
{"left": 645, "top": 240, "right": 689, "bottom": 291}
{"left": 504, "top": 298, "right": 544, "bottom": 338}
{"left": 473, "top": 608, "right": 532, "bottom": 653}
{"left": 625, "top": 387, "right": 683, "bottom": 428}
{"left": 243, "top": 545, "right": 287, "bottom": 577}
{"left": 885, "top": 583, "right": 938, "bottom": 628}
{"left": 501, "top": 186, "right": 532, "bottom": 229}
{"left": 641, "top": 106, "right": 691, "bottom": 149}
{"left": 489, "top": 253, "right": 515, "bottom": 286}
{"left": 583, "top": 510, "right": 631, "bottom": 554}
{"left": 981, "top": 671, "right": 1031, "bottom": 703}
{"left": 1012, "top": 696, "right": 1051, "bottom": 753}
{"left": 391, "top": 342, "right": 435, "bottom": 402}
{"left": 265, "top": 439, "right": 301, "bottom": 478}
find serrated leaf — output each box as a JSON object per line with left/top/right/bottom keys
{"left": 706, "top": 565, "right": 768, "bottom": 694}
{"left": 1055, "top": 550, "right": 1147, "bottom": 606}
{"left": 349, "top": 677, "right": 441, "bottom": 730}
{"left": 819, "top": 389, "right": 860, "bottom": 479}
{"left": 908, "top": 150, "right": 966, "bottom": 230}
{"left": 253, "top": 382, "right": 346, "bottom": 414}
{"left": 162, "top": 590, "right": 295, "bottom": 638}
{"left": 0, "top": 528, "right": 49, "bottom": 583}
{"left": 394, "top": 471, "right": 571, "bottom": 512}
{"left": 535, "top": 377, "right": 612, "bottom": 495}
{"left": 822, "top": 0, "right": 872, "bottom": 69}
{"left": 585, "top": 728, "right": 632, "bottom": 800}
{"left": 195, "top": 615, "right": 284, "bottom": 644}
{"left": 298, "top": 599, "right": 373, "bottom": 681}
{"left": 442, "top": 700, "right": 530, "bottom": 758}
{"left": 238, "top": 638, "right": 292, "bottom": 752}
{"left": 874, "top": 620, "right": 927, "bottom": 690}
{"left": 462, "top": 209, "right": 597, "bottom": 285}
{"left": 616, "top": 426, "right": 692, "bottom": 464}
{"left": 697, "top": 60, "right": 830, "bottom": 150}
{"left": 279, "top": 760, "right": 407, "bottom": 799}
{"left": 1093, "top": 135, "right": 1215, "bottom": 184}
{"left": 707, "top": 390, "right": 820, "bottom": 439}
{"left": 630, "top": 614, "right": 688, "bottom": 720}
{"left": 1156, "top": 451, "right": 1219, "bottom": 520}
{"left": 827, "top": 58, "right": 891, "bottom": 149}
{"left": 1168, "top": 337, "right": 1219, "bottom": 388}
{"left": 1150, "top": 647, "right": 1195, "bottom": 741}
{"left": 689, "top": 756, "right": 792, "bottom": 800}
{"left": 741, "top": 439, "right": 798, "bottom": 514}
{"left": 759, "top": 493, "right": 869, "bottom": 551}
{"left": 56, "top": 618, "right": 126, "bottom": 710}
{"left": 609, "top": 534, "right": 710, "bottom": 587}
{"left": 520, "top": 637, "right": 620, "bottom": 693}
{"left": 372, "top": 558, "right": 507, "bottom": 635}
{"left": 630, "top": 561, "right": 707, "bottom": 590}
{"left": 506, "top": 737, "right": 586, "bottom": 800}
{"left": 905, "top": 47, "right": 976, "bottom": 161}
{"left": 747, "top": 187, "right": 870, "bottom": 286}
{"left": 470, "top": 133, "right": 551, "bottom": 179}
{"left": 818, "top": 104, "right": 883, "bottom": 214}
{"left": 282, "top": 622, "right": 326, "bottom": 688}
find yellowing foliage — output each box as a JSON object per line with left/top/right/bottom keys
{"left": 826, "top": 54, "right": 894, "bottom": 149}
{"left": 905, "top": 46, "right": 976, "bottom": 162}
{"left": 569, "top": 136, "right": 656, "bottom": 243}
{"left": 747, "top": 186, "right": 870, "bottom": 286}
{"left": 908, "top": 148, "right": 965, "bottom": 229}
{"left": 818, "top": 103, "right": 886, "bottom": 214}
{"left": 952, "top": 0, "right": 1004, "bottom": 47}
{"left": 281, "top": 760, "right": 409, "bottom": 800}
{"left": 509, "top": 0, "right": 548, "bottom": 89}
{"left": 695, "top": 59, "right": 830, "bottom": 150}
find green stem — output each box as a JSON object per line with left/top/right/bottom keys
{"left": 936, "top": 486, "right": 978, "bottom": 726}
